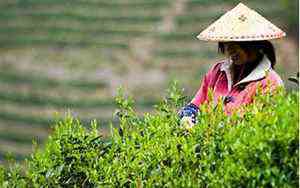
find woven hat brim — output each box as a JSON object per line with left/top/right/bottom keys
{"left": 197, "top": 32, "right": 286, "bottom": 42}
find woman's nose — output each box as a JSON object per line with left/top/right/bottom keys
{"left": 225, "top": 45, "right": 235, "bottom": 53}
{"left": 226, "top": 48, "right": 236, "bottom": 55}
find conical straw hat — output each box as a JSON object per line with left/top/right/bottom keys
{"left": 197, "top": 3, "right": 286, "bottom": 42}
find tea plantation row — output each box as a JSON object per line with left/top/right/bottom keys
{"left": 0, "top": 84, "right": 298, "bottom": 187}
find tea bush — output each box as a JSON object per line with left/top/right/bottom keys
{"left": 0, "top": 82, "right": 298, "bottom": 187}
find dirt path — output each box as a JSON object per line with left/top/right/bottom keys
{"left": 158, "top": 0, "right": 187, "bottom": 33}
{"left": 129, "top": 0, "right": 187, "bottom": 63}
{"left": 108, "top": 0, "right": 188, "bottom": 95}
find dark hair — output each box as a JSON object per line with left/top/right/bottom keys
{"left": 218, "top": 41, "right": 276, "bottom": 68}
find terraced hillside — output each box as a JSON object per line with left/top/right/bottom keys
{"left": 0, "top": 0, "right": 298, "bottom": 161}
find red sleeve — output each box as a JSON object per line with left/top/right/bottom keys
{"left": 191, "top": 63, "right": 221, "bottom": 107}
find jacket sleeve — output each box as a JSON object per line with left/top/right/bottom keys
{"left": 191, "top": 63, "right": 221, "bottom": 107}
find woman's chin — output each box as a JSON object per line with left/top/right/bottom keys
{"left": 232, "top": 61, "right": 244, "bottom": 66}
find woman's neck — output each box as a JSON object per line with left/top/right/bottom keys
{"left": 231, "top": 53, "right": 263, "bottom": 85}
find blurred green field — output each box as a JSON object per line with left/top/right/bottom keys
{"left": 0, "top": 0, "right": 298, "bottom": 161}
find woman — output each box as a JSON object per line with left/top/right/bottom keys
{"left": 178, "top": 3, "right": 286, "bottom": 126}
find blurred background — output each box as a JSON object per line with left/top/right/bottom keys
{"left": 0, "top": 0, "right": 298, "bottom": 162}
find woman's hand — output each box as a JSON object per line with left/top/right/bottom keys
{"left": 178, "top": 103, "right": 199, "bottom": 128}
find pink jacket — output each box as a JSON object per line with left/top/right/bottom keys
{"left": 191, "top": 55, "right": 284, "bottom": 114}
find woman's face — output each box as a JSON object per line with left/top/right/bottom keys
{"left": 223, "top": 42, "right": 257, "bottom": 65}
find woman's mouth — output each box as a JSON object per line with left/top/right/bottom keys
{"left": 230, "top": 54, "right": 239, "bottom": 62}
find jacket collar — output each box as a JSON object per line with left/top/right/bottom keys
{"left": 220, "top": 55, "right": 272, "bottom": 91}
